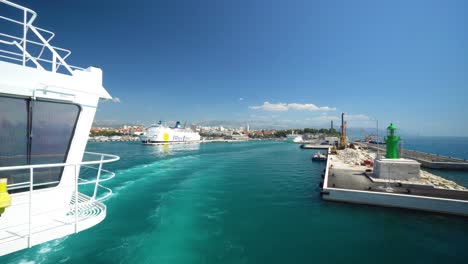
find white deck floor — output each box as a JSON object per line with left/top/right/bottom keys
{"left": 0, "top": 193, "right": 106, "bottom": 256}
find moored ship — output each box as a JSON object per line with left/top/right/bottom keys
{"left": 286, "top": 131, "right": 303, "bottom": 143}
{"left": 140, "top": 121, "right": 201, "bottom": 144}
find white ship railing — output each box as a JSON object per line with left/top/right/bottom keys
{"left": 0, "top": 0, "right": 82, "bottom": 75}
{"left": 0, "top": 151, "right": 119, "bottom": 249}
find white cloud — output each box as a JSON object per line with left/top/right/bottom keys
{"left": 249, "top": 102, "right": 288, "bottom": 111}
{"left": 239, "top": 98, "right": 244, "bottom": 101}
{"left": 288, "top": 103, "right": 335, "bottom": 111}
{"left": 249, "top": 101, "right": 335, "bottom": 112}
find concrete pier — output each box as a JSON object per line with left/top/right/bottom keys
{"left": 321, "top": 148, "right": 468, "bottom": 216}
{"left": 358, "top": 142, "right": 468, "bottom": 170}
{"left": 300, "top": 144, "right": 330, "bottom": 150}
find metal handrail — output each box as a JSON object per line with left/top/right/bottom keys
{"left": 1, "top": 152, "right": 119, "bottom": 200}
{"left": 0, "top": 151, "right": 119, "bottom": 248}
{"left": 0, "top": 152, "right": 119, "bottom": 172}
{"left": 0, "top": 0, "right": 37, "bottom": 25}
{"left": 0, "top": 0, "right": 78, "bottom": 75}
{"left": 0, "top": 32, "right": 71, "bottom": 59}
{"left": 0, "top": 14, "right": 56, "bottom": 62}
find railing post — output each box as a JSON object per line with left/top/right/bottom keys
{"left": 52, "top": 53, "right": 56, "bottom": 72}
{"left": 74, "top": 164, "right": 78, "bottom": 233}
{"left": 92, "top": 155, "right": 104, "bottom": 200}
{"left": 23, "top": 9, "right": 27, "bottom": 66}
{"left": 28, "top": 167, "right": 33, "bottom": 248}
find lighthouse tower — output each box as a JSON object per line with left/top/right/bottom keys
{"left": 373, "top": 123, "right": 420, "bottom": 180}
{"left": 385, "top": 123, "right": 400, "bottom": 159}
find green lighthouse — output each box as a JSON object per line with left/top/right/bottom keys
{"left": 385, "top": 123, "right": 400, "bottom": 159}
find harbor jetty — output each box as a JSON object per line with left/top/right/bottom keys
{"left": 359, "top": 142, "right": 468, "bottom": 170}
{"left": 320, "top": 124, "right": 468, "bottom": 216}
{"left": 300, "top": 144, "right": 330, "bottom": 150}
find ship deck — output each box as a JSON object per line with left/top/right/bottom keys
{"left": 0, "top": 193, "right": 106, "bottom": 256}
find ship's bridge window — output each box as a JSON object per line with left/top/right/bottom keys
{"left": 0, "top": 96, "right": 80, "bottom": 193}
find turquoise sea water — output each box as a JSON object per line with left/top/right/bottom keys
{"left": 403, "top": 136, "right": 468, "bottom": 160}
{"left": 403, "top": 136, "right": 468, "bottom": 188}
{"left": 3, "top": 140, "right": 468, "bottom": 264}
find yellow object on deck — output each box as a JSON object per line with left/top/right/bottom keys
{"left": 0, "top": 178, "right": 11, "bottom": 216}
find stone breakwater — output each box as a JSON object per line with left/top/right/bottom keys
{"left": 336, "top": 148, "right": 376, "bottom": 166}
{"left": 419, "top": 170, "right": 466, "bottom": 191}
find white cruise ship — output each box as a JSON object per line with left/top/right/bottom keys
{"left": 286, "top": 131, "right": 304, "bottom": 143}
{"left": 286, "top": 130, "right": 296, "bottom": 141}
{"left": 0, "top": 0, "right": 118, "bottom": 256}
{"left": 293, "top": 136, "right": 304, "bottom": 143}
{"left": 140, "top": 121, "right": 201, "bottom": 144}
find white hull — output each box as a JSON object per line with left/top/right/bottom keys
{"left": 142, "top": 140, "right": 202, "bottom": 145}
{"left": 293, "top": 136, "right": 304, "bottom": 143}
{"left": 287, "top": 133, "right": 303, "bottom": 143}
{"left": 140, "top": 125, "right": 201, "bottom": 144}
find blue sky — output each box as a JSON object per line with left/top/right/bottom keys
{"left": 11, "top": 0, "right": 468, "bottom": 136}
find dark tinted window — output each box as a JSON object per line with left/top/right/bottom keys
{"left": 31, "top": 101, "right": 80, "bottom": 164}
{"left": 0, "top": 96, "right": 80, "bottom": 191}
{"left": 0, "top": 97, "right": 28, "bottom": 185}
{"left": 31, "top": 101, "right": 80, "bottom": 188}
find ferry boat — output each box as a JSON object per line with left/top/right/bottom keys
{"left": 140, "top": 121, "right": 201, "bottom": 144}
{"left": 0, "top": 0, "right": 119, "bottom": 256}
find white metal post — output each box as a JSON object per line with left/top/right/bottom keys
{"left": 92, "top": 155, "right": 104, "bottom": 200}
{"left": 52, "top": 53, "right": 56, "bottom": 72}
{"left": 74, "top": 165, "right": 78, "bottom": 233}
{"left": 28, "top": 167, "right": 33, "bottom": 248}
{"left": 22, "top": 9, "right": 27, "bottom": 66}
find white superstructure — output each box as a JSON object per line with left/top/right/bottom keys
{"left": 140, "top": 121, "right": 201, "bottom": 144}
{"left": 0, "top": 0, "right": 118, "bottom": 256}
{"left": 286, "top": 131, "right": 297, "bottom": 141}
{"left": 286, "top": 131, "right": 303, "bottom": 143}
{"left": 292, "top": 136, "right": 304, "bottom": 143}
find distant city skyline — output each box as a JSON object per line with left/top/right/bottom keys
{"left": 14, "top": 0, "right": 468, "bottom": 136}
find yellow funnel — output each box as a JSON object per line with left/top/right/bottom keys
{"left": 0, "top": 178, "right": 11, "bottom": 216}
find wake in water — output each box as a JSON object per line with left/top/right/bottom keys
{"left": 4, "top": 141, "right": 468, "bottom": 264}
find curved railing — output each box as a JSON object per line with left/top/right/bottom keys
{"left": 79, "top": 152, "right": 119, "bottom": 201}
{"left": 0, "top": 152, "right": 119, "bottom": 201}
{"left": 0, "top": 151, "right": 119, "bottom": 249}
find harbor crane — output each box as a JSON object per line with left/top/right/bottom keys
{"left": 340, "top": 112, "right": 347, "bottom": 149}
